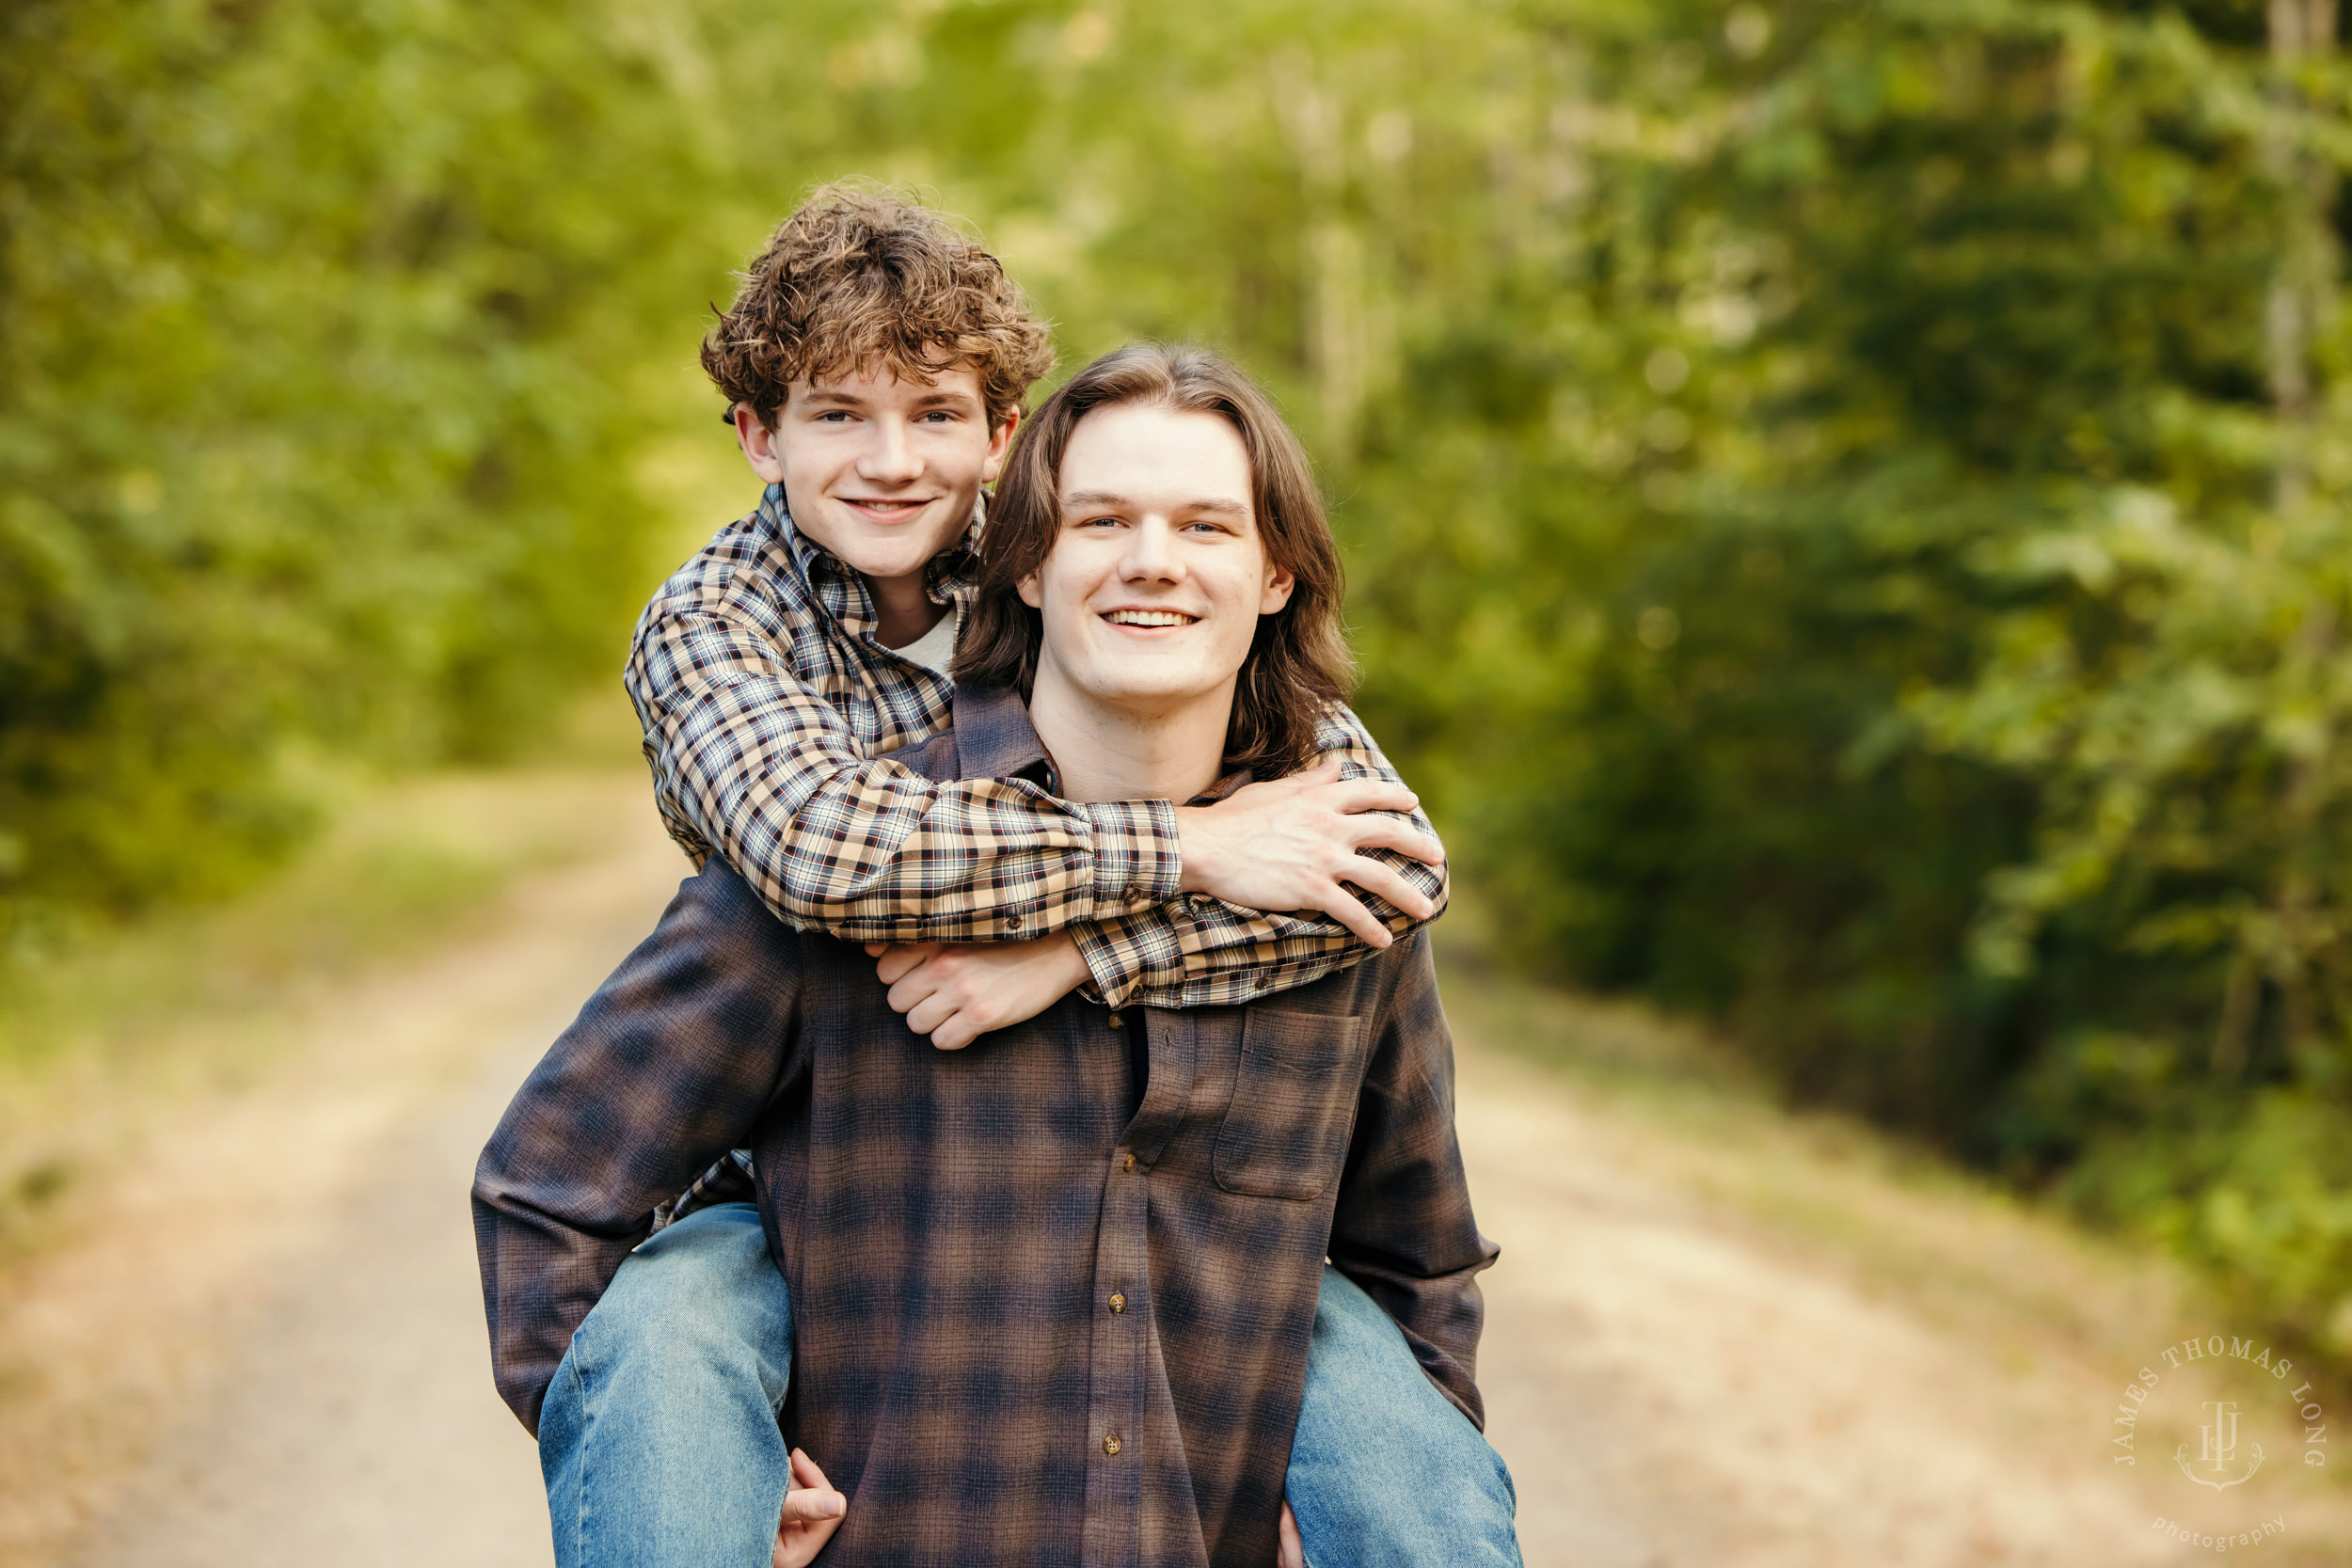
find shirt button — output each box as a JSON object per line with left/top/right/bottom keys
{"left": 1103, "top": 1434, "right": 1122, "bottom": 1456}
{"left": 1122, "top": 1153, "right": 1136, "bottom": 1172}
{"left": 1006, "top": 911, "right": 1022, "bottom": 929}
{"left": 1108, "top": 1292, "right": 1126, "bottom": 1314}
{"left": 1106, "top": 1012, "right": 1123, "bottom": 1030}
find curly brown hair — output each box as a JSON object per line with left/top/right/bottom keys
{"left": 955, "top": 343, "right": 1356, "bottom": 780}
{"left": 700, "top": 183, "right": 1055, "bottom": 428}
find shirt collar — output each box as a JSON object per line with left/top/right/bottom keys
{"left": 946, "top": 680, "right": 1252, "bottom": 803}
{"left": 946, "top": 681, "right": 1052, "bottom": 784}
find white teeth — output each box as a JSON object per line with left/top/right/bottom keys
{"left": 1105, "top": 610, "right": 1195, "bottom": 627}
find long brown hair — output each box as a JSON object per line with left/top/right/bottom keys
{"left": 955, "top": 343, "right": 1355, "bottom": 778}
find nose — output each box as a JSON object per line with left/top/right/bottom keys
{"left": 1118, "top": 515, "right": 1185, "bottom": 585}
{"left": 857, "top": 415, "right": 924, "bottom": 485}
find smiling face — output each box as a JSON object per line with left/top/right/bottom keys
{"left": 735, "top": 359, "right": 1016, "bottom": 586}
{"left": 1017, "top": 402, "right": 1295, "bottom": 720}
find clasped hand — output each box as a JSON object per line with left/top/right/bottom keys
{"left": 867, "top": 932, "right": 1093, "bottom": 1051}
{"left": 1171, "top": 755, "right": 1443, "bottom": 949}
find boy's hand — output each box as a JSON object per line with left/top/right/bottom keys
{"left": 1172, "top": 755, "right": 1443, "bottom": 948}
{"left": 868, "top": 932, "right": 1092, "bottom": 1050}
{"left": 773, "top": 1448, "right": 847, "bottom": 1568}
{"left": 1277, "top": 1498, "right": 1306, "bottom": 1568}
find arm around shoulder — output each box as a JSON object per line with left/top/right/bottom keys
{"left": 628, "top": 578, "right": 1180, "bottom": 946}
{"left": 1091, "top": 705, "right": 1450, "bottom": 1010}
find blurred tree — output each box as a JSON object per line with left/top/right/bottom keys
{"left": 0, "top": 0, "right": 736, "bottom": 938}
{"left": 1311, "top": 0, "right": 2352, "bottom": 1349}
{"left": 1410, "top": 0, "right": 2300, "bottom": 1135}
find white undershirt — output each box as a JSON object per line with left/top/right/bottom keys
{"left": 888, "top": 604, "right": 961, "bottom": 674}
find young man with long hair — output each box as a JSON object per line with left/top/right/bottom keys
{"left": 478, "top": 343, "right": 1522, "bottom": 1565}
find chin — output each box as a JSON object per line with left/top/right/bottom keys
{"left": 844, "top": 545, "right": 933, "bottom": 579}
{"left": 1077, "top": 672, "right": 1226, "bottom": 708}
{"left": 803, "top": 506, "right": 967, "bottom": 581}
{"left": 832, "top": 530, "right": 949, "bottom": 580}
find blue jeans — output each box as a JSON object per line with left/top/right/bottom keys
{"left": 539, "top": 1203, "right": 1520, "bottom": 1567}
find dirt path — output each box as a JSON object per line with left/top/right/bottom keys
{"left": 67, "top": 1022, "right": 560, "bottom": 1568}
{"left": 1466, "top": 1046, "right": 2159, "bottom": 1567}
{"left": 13, "top": 784, "right": 2351, "bottom": 1566}
{"left": 3, "top": 779, "right": 685, "bottom": 1568}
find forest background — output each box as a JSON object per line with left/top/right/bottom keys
{"left": 9, "top": 0, "right": 2352, "bottom": 1370}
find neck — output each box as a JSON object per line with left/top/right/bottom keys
{"left": 868, "top": 570, "right": 946, "bottom": 649}
{"left": 1025, "top": 663, "right": 1233, "bottom": 805}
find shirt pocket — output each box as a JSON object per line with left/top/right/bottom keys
{"left": 1211, "top": 1010, "right": 1373, "bottom": 1200}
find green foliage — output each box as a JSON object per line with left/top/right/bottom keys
{"left": 1327, "top": 0, "right": 2352, "bottom": 1355}
{"left": 14, "top": 0, "right": 2352, "bottom": 1359}
{"left": 1390, "top": 0, "right": 2305, "bottom": 1130}
{"left": 0, "top": 0, "right": 727, "bottom": 935}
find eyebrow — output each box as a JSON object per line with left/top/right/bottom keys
{"left": 796, "top": 387, "right": 977, "bottom": 410}
{"left": 1061, "top": 489, "right": 1250, "bottom": 519}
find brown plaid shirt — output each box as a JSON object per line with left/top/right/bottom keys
{"left": 474, "top": 683, "right": 1497, "bottom": 1568}
{"left": 623, "top": 485, "right": 1447, "bottom": 1009}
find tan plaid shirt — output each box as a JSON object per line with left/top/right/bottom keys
{"left": 623, "top": 485, "right": 1446, "bottom": 1008}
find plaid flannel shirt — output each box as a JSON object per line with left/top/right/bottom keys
{"left": 473, "top": 682, "right": 1497, "bottom": 1568}
{"left": 623, "top": 484, "right": 1447, "bottom": 1009}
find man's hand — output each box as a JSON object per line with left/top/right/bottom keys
{"left": 867, "top": 931, "right": 1092, "bottom": 1050}
{"left": 772, "top": 1448, "right": 847, "bottom": 1568}
{"left": 1277, "top": 1498, "right": 1306, "bottom": 1568}
{"left": 1172, "top": 755, "right": 1443, "bottom": 948}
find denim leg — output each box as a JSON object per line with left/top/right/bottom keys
{"left": 1285, "top": 1262, "right": 1523, "bottom": 1568}
{"left": 538, "top": 1202, "right": 795, "bottom": 1568}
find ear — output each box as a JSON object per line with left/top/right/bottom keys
{"left": 1017, "top": 570, "right": 1044, "bottom": 610}
{"left": 735, "top": 404, "right": 788, "bottom": 485}
{"left": 981, "top": 409, "right": 1020, "bottom": 485}
{"left": 1258, "top": 559, "right": 1296, "bottom": 616}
